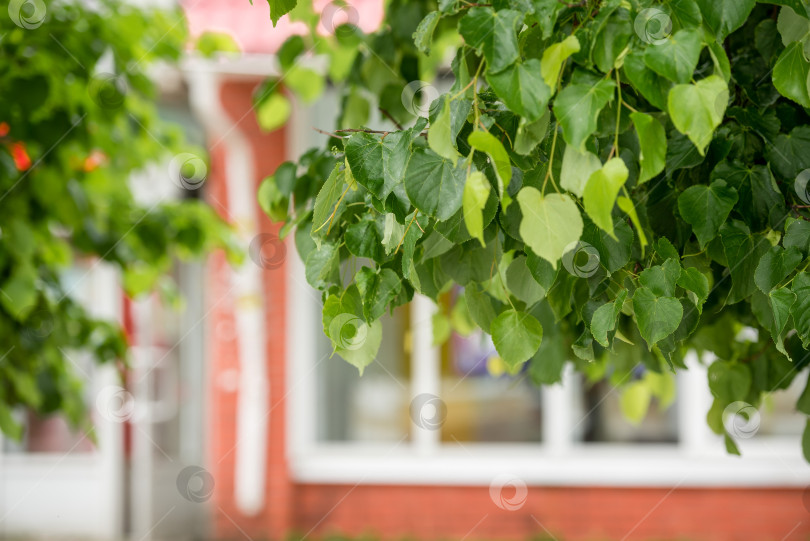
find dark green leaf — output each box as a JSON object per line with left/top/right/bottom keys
{"left": 677, "top": 179, "right": 738, "bottom": 248}
{"left": 487, "top": 59, "right": 552, "bottom": 121}
{"left": 404, "top": 148, "right": 467, "bottom": 220}
{"left": 458, "top": 7, "right": 523, "bottom": 73}
{"left": 491, "top": 308, "right": 544, "bottom": 369}
{"left": 553, "top": 79, "right": 616, "bottom": 151}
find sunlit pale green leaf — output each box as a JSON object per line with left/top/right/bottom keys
{"left": 517, "top": 189, "right": 584, "bottom": 268}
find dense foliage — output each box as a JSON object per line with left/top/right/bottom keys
{"left": 0, "top": 1, "right": 234, "bottom": 438}
{"left": 260, "top": 0, "right": 810, "bottom": 456}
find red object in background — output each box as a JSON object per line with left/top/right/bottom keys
{"left": 11, "top": 142, "right": 31, "bottom": 171}
{"left": 0, "top": 122, "right": 10, "bottom": 137}
{"left": 82, "top": 150, "right": 107, "bottom": 172}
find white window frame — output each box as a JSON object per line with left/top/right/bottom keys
{"left": 285, "top": 88, "right": 810, "bottom": 489}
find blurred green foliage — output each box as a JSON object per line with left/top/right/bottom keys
{"left": 0, "top": 0, "right": 236, "bottom": 439}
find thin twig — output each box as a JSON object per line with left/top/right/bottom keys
{"left": 379, "top": 108, "right": 404, "bottom": 130}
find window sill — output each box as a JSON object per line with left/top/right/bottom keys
{"left": 289, "top": 440, "right": 810, "bottom": 487}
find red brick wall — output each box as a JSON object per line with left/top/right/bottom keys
{"left": 293, "top": 485, "right": 810, "bottom": 541}
{"left": 206, "top": 80, "right": 810, "bottom": 541}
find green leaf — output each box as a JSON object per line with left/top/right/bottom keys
{"left": 525, "top": 251, "right": 559, "bottom": 290}
{"left": 791, "top": 272, "right": 810, "bottom": 347}
{"left": 514, "top": 112, "right": 550, "bottom": 155}
{"left": 0, "top": 403, "right": 22, "bottom": 441}
{"left": 720, "top": 221, "right": 770, "bottom": 303}
{"left": 696, "top": 0, "right": 757, "bottom": 41}
{"left": 465, "top": 282, "right": 499, "bottom": 333}
{"left": 630, "top": 112, "right": 667, "bottom": 184}
{"left": 540, "top": 35, "right": 581, "bottom": 90}
{"left": 582, "top": 157, "right": 629, "bottom": 238}
{"left": 327, "top": 313, "right": 383, "bottom": 375}
{"left": 592, "top": 9, "right": 633, "bottom": 73}
{"left": 468, "top": 130, "right": 512, "bottom": 196}
{"left": 517, "top": 189, "right": 584, "bottom": 268}
{"left": 305, "top": 243, "right": 339, "bottom": 289}
{"left": 0, "top": 265, "right": 37, "bottom": 321}
{"left": 771, "top": 286, "right": 797, "bottom": 339}
{"left": 487, "top": 59, "right": 551, "bottom": 121}
{"left": 311, "top": 164, "right": 344, "bottom": 236}
{"left": 267, "top": 0, "right": 297, "bottom": 25}
{"left": 256, "top": 92, "right": 292, "bottom": 132}
{"left": 591, "top": 289, "right": 628, "bottom": 347}
{"left": 404, "top": 148, "right": 467, "bottom": 220}
{"left": 767, "top": 126, "right": 810, "bottom": 180}
{"left": 462, "top": 171, "right": 491, "bottom": 246}
{"left": 661, "top": 0, "right": 703, "bottom": 30}
{"left": 708, "top": 361, "right": 752, "bottom": 401}
{"left": 708, "top": 41, "right": 732, "bottom": 81}
{"left": 355, "top": 267, "right": 402, "bottom": 321}
{"left": 802, "top": 418, "right": 810, "bottom": 462}
{"left": 777, "top": 6, "right": 810, "bottom": 44}
{"left": 258, "top": 175, "right": 288, "bottom": 222}
{"left": 617, "top": 196, "right": 649, "bottom": 254}
{"left": 633, "top": 287, "right": 683, "bottom": 348}
{"left": 553, "top": 79, "right": 616, "bottom": 151}
{"left": 711, "top": 161, "right": 784, "bottom": 232}
{"left": 643, "top": 28, "right": 703, "bottom": 84}
{"left": 677, "top": 179, "right": 738, "bottom": 248}
{"left": 772, "top": 41, "right": 810, "bottom": 108}
{"left": 581, "top": 218, "right": 634, "bottom": 274}
{"left": 619, "top": 381, "right": 652, "bottom": 425}
{"left": 784, "top": 218, "right": 810, "bottom": 255}
{"left": 458, "top": 7, "right": 522, "bottom": 73}
{"left": 414, "top": 11, "right": 440, "bottom": 55}
{"left": 754, "top": 246, "right": 803, "bottom": 293}
{"left": 560, "top": 145, "right": 602, "bottom": 198}
{"left": 506, "top": 255, "right": 546, "bottom": 306}
{"left": 639, "top": 258, "right": 682, "bottom": 297}
{"left": 623, "top": 52, "right": 671, "bottom": 111}
{"left": 490, "top": 309, "right": 544, "bottom": 370}
{"left": 668, "top": 75, "right": 729, "bottom": 155}
{"left": 428, "top": 96, "right": 460, "bottom": 162}
{"left": 346, "top": 217, "right": 383, "bottom": 261}
{"left": 677, "top": 267, "right": 710, "bottom": 312}
{"left": 284, "top": 66, "right": 325, "bottom": 103}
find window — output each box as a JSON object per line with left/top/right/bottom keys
{"left": 285, "top": 89, "right": 808, "bottom": 488}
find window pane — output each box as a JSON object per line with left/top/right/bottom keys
{"left": 315, "top": 307, "right": 410, "bottom": 442}
{"left": 758, "top": 371, "right": 806, "bottom": 437}
{"left": 574, "top": 371, "right": 679, "bottom": 444}
{"left": 440, "top": 329, "right": 543, "bottom": 443}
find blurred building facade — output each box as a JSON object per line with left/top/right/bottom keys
{"left": 1, "top": 1, "right": 810, "bottom": 541}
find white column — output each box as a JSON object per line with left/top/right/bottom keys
{"left": 410, "top": 294, "right": 441, "bottom": 455}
